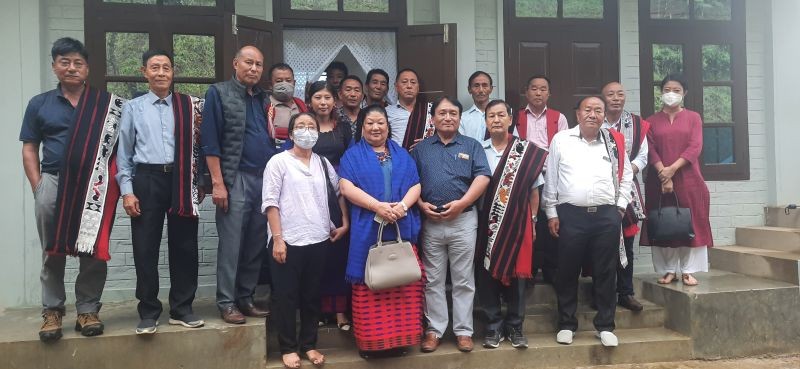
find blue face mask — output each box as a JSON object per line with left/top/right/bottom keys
{"left": 293, "top": 128, "right": 319, "bottom": 149}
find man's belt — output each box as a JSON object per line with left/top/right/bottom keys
{"left": 136, "top": 163, "right": 174, "bottom": 173}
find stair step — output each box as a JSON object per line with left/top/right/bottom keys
{"left": 736, "top": 226, "right": 800, "bottom": 253}
{"left": 265, "top": 328, "right": 691, "bottom": 369}
{"left": 709, "top": 245, "right": 800, "bottom": 284}
{"left": 765, "top": 206, "right": 800, "bottom": 228}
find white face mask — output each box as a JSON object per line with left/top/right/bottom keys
{"left": 293, "top": 128, "right": 319, "bottom": 149}
{"left": 661, "top": 91, "right": 683, "bottom": 107}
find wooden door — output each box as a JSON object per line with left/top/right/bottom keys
{"left": 397, "top": 24, "right": 458, "bottom": 99}
{"left": 224, "top": 14, "right": 282, "bottom": 90}
{"left": 504, "top": 0, "right": 619, "bottom": 123}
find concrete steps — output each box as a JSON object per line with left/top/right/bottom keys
{"left": 709, "top": 245, "right": 800, "bottom": 284}
{"left": 735, "top": 226, "right": 800, "bottom": 253}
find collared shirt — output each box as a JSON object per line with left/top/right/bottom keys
{"left": 116, "top": 91, "right": 176, "bottom": 195}
{"left": 201, "top": 84, "right": 277, "bottom": 171}
{"left": 602, "top": 111, "right": 648, "bottom": 172}
{"left": 522, "top": 105, "right": 569, "bottom": 150}
{"left": 261, "top": 151, "right": 340, "bottom": 246}
{"left": 543, "top": 126, "right": 633, "bottom": 219}
{"left": 482, "top": 138, "right": 544, "bottom": 188}
{"left": 459, "top": 104, "right": 487, "bottom": 142}
{"left": 19, "top": 85, "right": 77, "bottom": 172}
{"left": 386, "top": 101, "right": 412, "bottom": 146}
{"left": 411, "top": 133, "right": 491, "bottom": 207}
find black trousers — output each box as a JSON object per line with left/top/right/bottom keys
{"left": 269, "top": 240, "right": 328, "bottom": 354}
{"left": 534, "top": 184, "right": 558, "bottom": 281}
{"left": 554, "top": 204, "right": 620, "bottom": 332}
{"left": 131, "top": 166, "right": 199, "bottom": 320}
{"left": 617, "top": 235, "right": 635, "bottom": 297}
{"left": 476, "top": 266, "right": 526, "bottom": 332}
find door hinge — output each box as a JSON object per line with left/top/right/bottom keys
{"left": 232, "top": 14, "right": 238, "bottom": 35}
{"left": 443, "top": 24, "right": 449, "bottom": 44}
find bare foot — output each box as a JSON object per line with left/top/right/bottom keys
{"left": 658, "top": 272, "right": 677, "bottom": 284}
{"left": 305, "top": 349, "right": 325, "bottom": 366}
{"left": 282, "top": 353, "right": 301, "bottom": 369}
{"left": 336, "top": 313, "right": 351, "bottom": 331}
{"left": 682, "top": 273, "right": 699, "bottom": 286}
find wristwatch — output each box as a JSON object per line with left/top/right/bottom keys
{"left": 531, "top": 215, "right": 538, "bottom": 223}
{"left": 400, "top": 201, "right": 408, "bottom": 212}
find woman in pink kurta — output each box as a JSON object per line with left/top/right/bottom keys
{"left": 640, "top": 75, "right": 713, "bottom": 286}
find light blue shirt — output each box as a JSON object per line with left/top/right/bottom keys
{"left": 116, "top": 91, "right": 175, "bottom": 195}
{"left": 386, "top": 101, "right": 411, "bottom": 146}
{"left": 482, "top": 138, "right": 544, "bottom": 188}
{"left": 459, "top": 104, "right": 487, "bottom": 142}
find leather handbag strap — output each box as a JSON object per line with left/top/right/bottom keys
{"left": 374, "top": 221, "right": 404, "bottom": 247}
{"left": 658, "top": 191, "right": 682, "bottom": 215}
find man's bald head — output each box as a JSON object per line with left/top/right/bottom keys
{"left": 601, "top": 81, "right": 626, "bottom": 117}
{"left": 233, "top": 45, "right": 264, "bottom": 88}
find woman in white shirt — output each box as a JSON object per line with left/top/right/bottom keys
{"left": 262, "top": 112, "right": 349, "bottom": 369}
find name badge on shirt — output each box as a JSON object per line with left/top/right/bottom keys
{"left": 602, "top": 156, "right": 611, "bottom": 162}
{"left": 458, "top": 153, "right": 470, "bottom": 160}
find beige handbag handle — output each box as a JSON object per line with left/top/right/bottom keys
{"left": 374, "top": 221, "right": 403, "bottom": 248}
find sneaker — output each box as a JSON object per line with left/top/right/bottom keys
{"left": 483, "top": 329, "right": 503, "bottom": 349}
{"left": 169, "top": 314, "right": 204, "bottom": 328}
{"left": 136, "top": 318, "right": 159, "bottom": 335}
{"left": 75, "top": 312, "right": 105, "bottom": 337}
{"left": 596, "top": 331, "right": 619, "bottom": 347}
{"left": 556, "top": 329, "right": 574, "bottom": 345}
{"left": 507, "top": 327, "right": 528, "bottom": 349}
{"left": 39, "top": 309, "right": 64, "bottom": 342}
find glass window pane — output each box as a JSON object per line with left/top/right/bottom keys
{"left": 652, "top": 44, "right": 683, "bottom": 82}
{"left": 107, "top": 81, "right": 149, "bottom": 99}
{"left": 343, "top": 0, "right": 388, "bottom": 13}
{"left": 106, "top": 32, "right": 149, "bottom": 77}
{"left": 174, "top": 83, "right": 209, "bottom": 97}
{"left": 703, "top": 86, "right": 732, "bottom": 123}
{"left": 173, "top": 34, "right": 215, "bottom": 78}
{"left": 702, "top": 44, "right": 731, "bottom": 82}
{"left": 291, "top": 0, "right": 337, "bottom": 11}
{"left": 103, "top": 0, "right": 156, "bottom": 3}
{"left": 563, "top": 0, "right": 603, "bottom": 19}
{"left": 694, "top": 0, "right": 731, "bottom": 20}
{"left": 650, "top": 0, "right": 689, "bottom": 19}
{"left": 703, "top": 127, "right": 734, "bottom": 164}
{"left": 515, "top": 0, "right": 557, "bottom": 18}
{"left": 653, "top": 85, "right": 663, "bottom": 113}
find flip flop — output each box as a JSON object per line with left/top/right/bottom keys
{"left": 305, "top": 350, "right": 325, "bottom": 366}
{"left": 282, "top": 353, "right": 301, "bottom": 369}
{"left": 337, "top": 322, "right": 351, "bottom": 331}
{"left": 682, "top": 273, "right": 699, "bottom": 286}
{"left": 657, "top": 272, "right": 677, "bottom": 284}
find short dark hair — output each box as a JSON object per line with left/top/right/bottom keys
{"left": 340, "top": 75, "right": 363, "bottom": 88}
{"left": 354, "top": 104, "right": 391, "bottom": 143}
{"left": 526, "top": 74, "right": 552, "bottom": 90}
{"left": 396, "top": 68, "right": 419, "bottom": 82}
{"left": 288, "top": 112, "right": 319, "bottom": 133}
{"left": 141, "top": 49, "right": 173, "bottom": 66}
{"left": 468, "top": 71, "right": 493, "bottom": 87}
{"left": 485, "top": 99, "right": 512, "bottom": 118}
{"left": 268, "top": 63, "right": 294, "bottom": 80}
{"left": 366, "top": 68, "right": 390, "bottom": 85}
{"left": 305, "top": 81, "right": 337, "bottom": 106}
{"left": 574, "top": 95, "right": 607, "bottom": 111}
{"left": 51, "top": 37, "right": 88, "bottom": 62}
{"left": 431, "top": 96, "right": 463, "bottom": 117}
{"left": 325, "top": 61, "right": 348, "bottom": 76}
{"left": 660, "top": 73, "right": 688, "bottom": 92}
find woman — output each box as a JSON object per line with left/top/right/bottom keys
{"left": 338, "top": 104, "right": 424, "bottom": 357}
{"left": 640, "top": 74, "right": 713, "bottom": 286}
{"left": 262, "top": 112, "right": 349, "bottom": 368}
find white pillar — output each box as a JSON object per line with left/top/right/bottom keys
{"left": 439, "top": 0, "right": 476, "bottom": 105}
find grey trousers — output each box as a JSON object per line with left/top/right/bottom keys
{"left": 35, "top": 173, "right": 107, "bottom": 314}
{"left": 421, "top": 210, "right": 478, "bottom": 337}
{"left": 215, "top": 171, "right": 268, "bottom": 310}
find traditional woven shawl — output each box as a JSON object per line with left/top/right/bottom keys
{"left": 601, "top": 127, "right": 630, "bottom": 268}
{"left": 49, "top": 87, "right": 124, "bottom": 261}
{"left": 170, "top": 92, "right": 204, "bottom": 218}
{"left": 612, "top": 111, "right": 650, "bottom": 237}
{"left": 401, "top": 97, "right": 433, "bottom": 149}
{"left": 477, "top": 135, "right": 547, "bottom": 285}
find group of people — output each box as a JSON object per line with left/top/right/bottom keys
{"left": 21, "top": 37, "right": 713, "bottom": 368}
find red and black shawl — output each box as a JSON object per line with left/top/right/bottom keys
{"left": 618, "top": 114, "right": 650, "bottom": 237}
{"left": 170, "top": 92, "right": 204, "bottom": 218}
{"left": 477, "top": 135, "right": 548, "bottom": 285}
{"left": 401, "top": 97, "right": 431, "bottom": 149}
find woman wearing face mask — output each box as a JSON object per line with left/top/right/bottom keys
{"left": 262, "top": 112, "right": 349, "bottom": 369}
{"left": 640, "top": 74, "right": 713, "bottom": 287}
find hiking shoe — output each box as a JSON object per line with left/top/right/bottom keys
{"left": 507, "top": 327, "right": 528, "bottom": 348}
{"left": 75, "top": 312, "right": 104, "bottom": 337}
{"left": 136, "top": 319, "right": 158, "bottom": 335}
{"left": 39, "top": 309, "right": 64, "bottom": 342}
{"left": 169, "top": 313, "right": 204, "bottom": 328}
{"left": 483, "top": 329, "right": 503, "bottom": 349}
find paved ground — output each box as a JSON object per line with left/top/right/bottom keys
{"left": 577, "top": 354, "right": 800, "bottom": 369}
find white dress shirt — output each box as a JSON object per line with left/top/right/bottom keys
{"left": 386, "top": 101, "right": 412, "bottom": 146}
{"left": 459, "top": 104, "right": 487, "bottom": 142}
{"left": 543, "top": 126, "right": 633, "bottom": 219}
{"left": 602, "top": 111, "right": 648, "bottom": 172}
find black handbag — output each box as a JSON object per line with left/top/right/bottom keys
{"left": 320, "top": 158, "right": 343, "bottom": 228}
{"left": 647, "top": 191, "right": 695, "bottom": 242}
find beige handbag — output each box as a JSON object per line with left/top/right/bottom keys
{"left": 364, "top": 221, "right": 422, "bottom": 291}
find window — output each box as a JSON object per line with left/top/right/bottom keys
{"left": 639, "top": 0, "right": 748, "bottom": 180}
{"left": 275, "top": 0, "right": 405, "bottom": 26}
{"left": 515, "top": 0, "right": 604, "bottom": 19}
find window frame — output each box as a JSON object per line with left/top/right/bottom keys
{"left": 273, "top": 0, "right": 406, "bottom": 28}
{"left": 639, "top": 0, "right": 749, "bottom": 181}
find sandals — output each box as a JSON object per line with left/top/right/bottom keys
{"left": 337, "top": 322, "right": 351, "bottom": 331}
{"left": 304, "top": 349, "right": 325, "bottom": 366}
{"left": 657, "top": 272, "right": 677, "bottom": 284}
{"left": 682, "top": 273, "right": 699, "bottom": 286}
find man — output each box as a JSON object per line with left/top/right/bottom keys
{"left": 411, "top": 96, "right": 491, "bottom": 353}
{"left": 514, "top": 75, "right": 569, "bottom": 284}
{"left": 324, "top": 61, "right": 348, "bottom": 91}
{"left": 477, "top": 99, "right": 547, "bottom": 350}
{"left": 460, "top": 71, "right": 493, "bottom": 141}
{"left": 601, "top": 82, "right": 650, "bottom": 312}
{"left": 116, "top": 50, "right": 205, "bottom": 334}
{"left": 362, "top": 68, "right": 390, "bottom": 107}
{"left": 201, "top": 45, "right": 273, "bottom": 324}
{"left": 544, "top": 96, "right": 632, "bottom": 347}
{"left": 266, "top": 63, "right": 307, "bottom": 147}
{"left": 386, "top": 68, "right": 431, "bottom": 149}
{"left": 336, "top": 75, "right": 364, "bottom": 137}
{"left": 20, "top": 37, "right": 124, "bottom": 341}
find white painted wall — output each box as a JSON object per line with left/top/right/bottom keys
{"left": 439, "top": 0, "right": 476, "bottom": 105}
